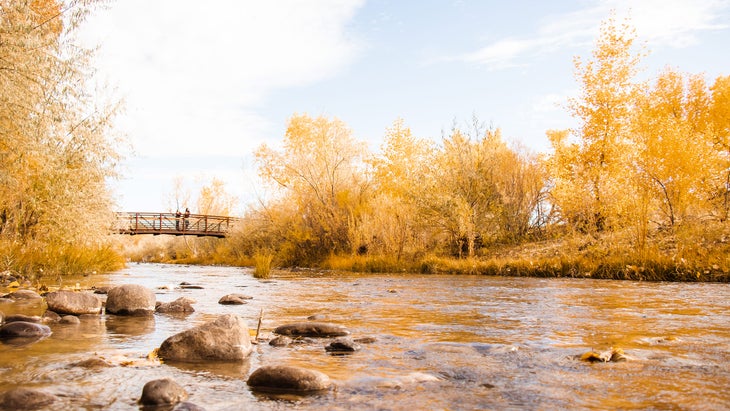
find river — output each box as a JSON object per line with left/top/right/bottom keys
{"left": 0, "top": 263, "right": 728, "bottom": 410}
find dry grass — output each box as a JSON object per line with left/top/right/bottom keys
{"left": 0, "top": 240, "right": 125, "bottom": 280}
{"left": 320, "top": 223, "right": 730, "bottom": 282}
{"left": 252, "top": 252, "right": 274, "bottom": 279}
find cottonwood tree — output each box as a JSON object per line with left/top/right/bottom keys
{"left": 0, "top": 0, "right": 122, "bottom": 267}
{"left": 197, "top": 177, "right": 238, "bottom": 216}
{"left": 494, "top": 143, "right": 548, "bottom": 242}
{"left": 709, "top": 76, "right": 730, "bottom": 219}
{"left": 255, "top": 114, "right": 370, "bottom": 263}
{"left": 632, "top": 69, "right": 715, "bottom": 227}
{"left": 550, "top": 15, "right": 643, "bottom": 232}
{"left": 368, "top": 119, "right": 436, "bottom": 259}
{"left": 424, "top": 121, "right": 506, "bottom": 257}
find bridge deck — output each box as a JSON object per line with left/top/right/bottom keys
{"left": 115, "top": 212, "right": 237, "bottom": 238}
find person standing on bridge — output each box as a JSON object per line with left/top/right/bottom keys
{"left": 175, "top": 209, "right": 182, "bottom": 231}
{"left": 184, "top": 208, "right": 190, "bottom": 231}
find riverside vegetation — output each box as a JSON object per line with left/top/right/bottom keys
{"left": 118, "top": 16, "right": 730, "bottom": 283}
{"left": 2, "top": 4, "right": 729, "bottom": 282}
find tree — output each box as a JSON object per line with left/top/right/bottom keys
{"left": 255, "top": 114, "right": 370, "bottom": 263}
{"left": 197, "top": 178, "right": 238, "bottom": 216}
{"left": 550, "top": 15, "right": 643, "bottom": 232}
{"left": 0, "top": 0, "right": 122, "bottom": 275}
{"left": 709, "top": 76, "right": 730, "bottom": 219}
{"left": 494, "top": 143, "right": 548, "bottom": 242}
{"left": 369, "top": 119, "right": 436, "bottom": 259}
{"left": 632, "top": 69, "right": 715, "bottom": 227}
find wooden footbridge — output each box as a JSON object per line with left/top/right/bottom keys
{"left": 115, "top": 212, "right": 238, "bottom": 238}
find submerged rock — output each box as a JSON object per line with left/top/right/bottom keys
{"left": 172, "top": 402, "right": 206, "bottom": 411}
{"left": 41, "top": 311, "right": 61, "bottom": 324}
{"left": 268, "top": 336, "right": 292, "bottom": 347}
{"left": 0, "top": 387, "right": 56, "bottom": 410}
{"left": 70, "top": 357, "right": 113, "bottom": 369}
{"left": 218, "top": 294, "right": 252, "bottom": 305}
{"left": 156, "top": 297, "right": 196, "bottom": 313}
{"left": 325, "top": 337, "right": 361, "bottom": 354}
{"left": 247, "top": 365, "right": 332, "bottom": 393}
{"left": 45, "top": 290, "right": 102, "bottom": 315}
{"left": 106, "top": 284, "right": 156, "bottom": 316}
{"left": 139, "top": 378, "right": 188, "bottom": 406}
{"left": 158, "top": 314, "right": 252, "bottom": 362}
{"left": 273, "top": 322, "right": 349, "bottom": 338}
{"left": 59, "top": 315, "right": 80, "bottom": 325}
{"left": 2, "top": 290, "right": 42, "bottom": 300}
{"left": 4, "top": 314, "right": 41, "bottom": 324}
{"left": 578, "top": 347, "right": 628, "bottom": 363}
{"left": 0, "top": 321, "right": 51, "bottom": 339}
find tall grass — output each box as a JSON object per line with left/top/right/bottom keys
{"left": 252, "top": 252, "right": 274, "bottom": 279}
{"left": 0, "top": 240, "right": 125, "bottom": 280}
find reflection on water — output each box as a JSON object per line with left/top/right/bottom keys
{"left": 0, "top": 263, "right": 728, "bottom": 410}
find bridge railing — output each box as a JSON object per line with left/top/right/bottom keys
{"left": 115, "top": 212, "right": 238, "bottom": 237}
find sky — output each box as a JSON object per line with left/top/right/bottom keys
{"left": 78, "top": 0, "right": 730, "bottom": 214}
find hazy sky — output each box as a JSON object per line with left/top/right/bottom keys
{"left": 78, "top": 0, "right": 730, "bottom": 213}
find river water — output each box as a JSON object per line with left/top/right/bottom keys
{"left": 1, "top": 263, "right": 728, "bottom": 410}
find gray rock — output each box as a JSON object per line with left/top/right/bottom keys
{"left": 179, "top": 285, "right": 204, "bottom": 290}
{"left": 106, "top": 284, "right": 156, "bottom": 316}
{"left": 218, "top": 294, "right": 252, "bottom": 305}
{"left": 247, "top": 365, "right": 332, "bottom": 393}
{"left": 59, "top": 315, "right": 80, "bottom": 325}
{"left": 156, "top": 297, "right": 196, "bottom": 313}
{"left": 45, "top": 290, "right": 102, "bottom": 315}
{"left": 4, "top": 314, "right": 41, "bottom": 324}
{"left": 3, "top": 289, "right": 42, "bottom": 300}
{"left": 70, "top": 358, "right": 113, "bottom": 368}
{"left": 139, "top": 378, "right": 188, "bottom": 406}
{"left": 0, "top": 322, "right": 51, "bottom": 339}
{"left": 92, "top": 286, "right": 112, "bottom": 294}
{"left": 274, "top": 322, "right": 349, "bottom": 337}
{"left": 158, "top": 314, "right": 252, "bottom": 362}
{"left": 0, "top": 387, "right": 56, "bottom": 410}
{"left": 325, "top": 337, "right": 361, "bottom": 353}
{"left": 354, "top": 336, "right": 377, "bottom": 344}
{"left": 41, "top": 311, "right": 62, "bottom": 324}
{"left": 268, "top": 336, "right": 292, "bottom": 347}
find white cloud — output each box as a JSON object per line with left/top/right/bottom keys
{"left": 80, "top": 0, "right": 365, "bottom": 157}
{"left": 459, "top": 0, "right": 730, "bottom": 69}
{"left": 608, "top": 0, "right": 730, "bottom": 47}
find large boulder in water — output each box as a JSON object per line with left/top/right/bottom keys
{"left": 0, "top": 321, "right": 51, "bottom": 339}
{"left": 105, "top": 284, "right": 156, "bottom": 316}
{"left": 0, "top": 387, "right": 56, "bottom": 410}
{"left": 273, "top": 322, "right": 349, "bottom": 337}
{"left": 139, "top": 378, "right": 188, "bottom": 406}
{"left": 158, "top": 314, "right": 252, "bottom": 362}
{"left": 45, "top": 290, "right": 102, "bottom": 315}
{"left": 247, "top": 365, "right": 332, "bottom": 393}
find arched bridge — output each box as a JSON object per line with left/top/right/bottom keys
{"left": 115, "top": 212, "right": 238, "bottom": 238}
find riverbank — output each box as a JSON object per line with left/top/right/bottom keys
{"left": 117, "top": 223, "right": 730, "bottom": 283}
{"left": 323, "top": 228, "right": 730, "bottom": 282}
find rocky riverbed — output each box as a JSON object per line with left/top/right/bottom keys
{"left": 0, "top": 263, "right": 729, "bottom": 410}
